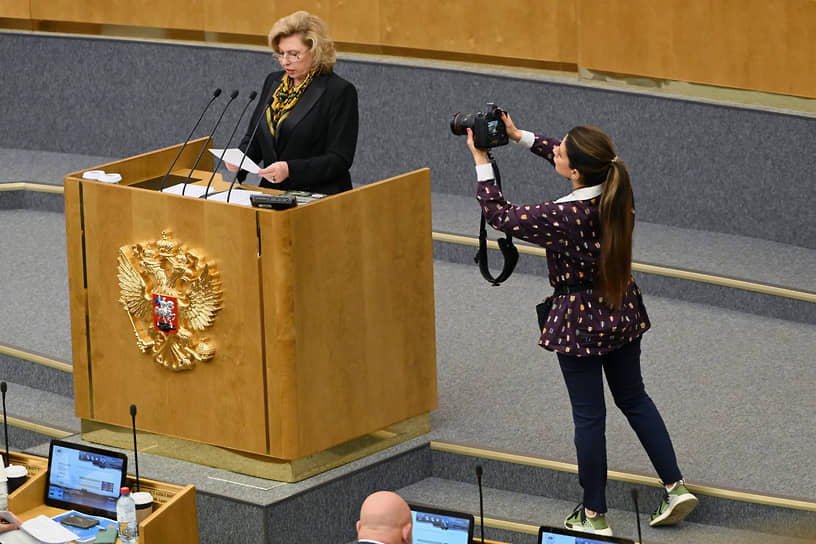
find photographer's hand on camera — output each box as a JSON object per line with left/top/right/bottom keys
{"left": 501, "top": 112, "right": 523, "bottom": 143}
{"left": 466, "top": 129, "right": 489, "bottom": 166}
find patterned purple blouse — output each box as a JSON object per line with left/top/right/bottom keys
{"left": 476, "top": 133, "right": 650, "bottom": 357}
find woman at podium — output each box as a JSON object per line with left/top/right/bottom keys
{"left": 227, "top": 11, "right": 358, "bottom": 195}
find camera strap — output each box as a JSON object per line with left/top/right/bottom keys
{"left": 475, "top": 157, "right": 518, "bottom": 285}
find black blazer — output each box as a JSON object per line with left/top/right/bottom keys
{"left": 238, "top": 70, "right": 358, "bottom": 195}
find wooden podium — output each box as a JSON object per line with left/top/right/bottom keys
{"left": 64, "top": 138, "right": 438, "bottom": 481}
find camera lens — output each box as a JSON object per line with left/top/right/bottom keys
{"left": 450, "top": 112, "right": 474, "bottom": 136}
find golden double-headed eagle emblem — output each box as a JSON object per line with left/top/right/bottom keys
{"left": 117, "top": 232, "right": 222, "bottom": 371}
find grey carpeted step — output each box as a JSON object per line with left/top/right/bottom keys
{"left": 0, "top": 147, "right": 119, "bottom": 186}
{"left": 0, "top": 349, "right": 73, "bottom": 397}
{"left": 431, "top": 192, "right": 816, "bottom": 322}
{"left": 426, "top": 447, "right": 816, "bottom": 541}
{"left": 0, "top": 381, "right": 79, "bottom": 434}
{"left": 399, "top": 477, "right": 815, "bottom": 544}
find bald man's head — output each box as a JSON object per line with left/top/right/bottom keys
{"left": 356, "top": 491, "right": 412, "bottom": 544}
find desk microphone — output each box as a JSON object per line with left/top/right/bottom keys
{"left": 226, "top": 101, "right": 273, "bottom": 202}
{"left": 631, "top": 488, "right": 643, "bottom": 544}
{"left": 181, "top": 89, "right": 239, "bottom": 195}
{"left": 203, "top": 90, "right": 257, "bottom": 199}
{"left": 475, "top": 465, "right": 485, "bottom": 544}
{"left": 158, "top": 88, "right": 222, "bottom": 192}
{"left": 130, "top": 404, "right": 140, "bottom": 492}
{"left": 1, "top": 382, "right": 7, "bottom": 467}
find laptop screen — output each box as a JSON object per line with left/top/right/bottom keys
{"left": 538, "top": 525, "right": 635, "bottom": 544}
{"left": 409, "top": 503, "right": 474, "bottom": 544}
{"left": 44, "top": 439, "right": 128, "bottom": 519}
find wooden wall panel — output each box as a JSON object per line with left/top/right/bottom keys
{"left": 378, "top": 0, "right": 576, "bottom": 62}
{"left": 329, "top": 0, "right": 381, "bottom": 45}
{"left": 202, "top": 1, "right": 382, "bottom": 46}
{"left": 9, "top": 1, "right": 812, "bottom": 96}
{"left": 0, "top": 0, "right": 30, "bottom": 19}
{"left": 203, "top": 0, "right": 324, "bottom": 37}
{"left": 577, "top": 0, "right": 816, "bottom": 98}
{"left": 30, "top": 0, "right": 205, "bottom": 31}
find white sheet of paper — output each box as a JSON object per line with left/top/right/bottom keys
{"left": 21, "top": 515, "right": 79, "bottom": 544}
{"left": 161, "top": 184, "right": 212, "bottom": 197}
{"left": 210, "top": 148, "right": 261, "bottom": 174}
{"left": 206, "top": 189, "right": 262, "bottom": 207}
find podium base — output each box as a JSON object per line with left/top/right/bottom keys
{"left": 81, "top": 413, "right": 430, "bottom": 483}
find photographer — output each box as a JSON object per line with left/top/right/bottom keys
{"left": 463, "top": 116, "right": 697, "bottom": 536}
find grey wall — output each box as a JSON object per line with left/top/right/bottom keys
{"left": 1, "top": 31, "right": 813, "bottom": 248}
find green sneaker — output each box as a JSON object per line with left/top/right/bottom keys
{"left": 650, "top": 481, "right": 698, "bottom": 526}
{"left": 564, "top": 504, "right": 613, "bottom": 536}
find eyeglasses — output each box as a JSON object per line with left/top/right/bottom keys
{"left": 272, "top": 50, "right": 307, "bottom": 63}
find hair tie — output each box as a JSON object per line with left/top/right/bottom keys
{"left": 610, "top": 156, "right": 619, "bottom": 164}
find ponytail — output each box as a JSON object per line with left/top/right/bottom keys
{"left": 597, "top": 160, "right": 633, "bottom": 308}
{"left": 564, "top": 127, "right": 634, "bottom": 309}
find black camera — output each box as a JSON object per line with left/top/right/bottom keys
{"left": 450, "top": 103, "right": 508, "bottom": 149}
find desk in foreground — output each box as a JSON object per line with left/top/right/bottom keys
{"left": 7, "top": 452, "right": 198, "bottom": 544}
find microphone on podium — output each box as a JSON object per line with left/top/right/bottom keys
{"left": 181, "top": 89, "right": 239, "bottom": 195}
{"left": 158, "top": 87, "right": 222, "bottom": 192}
{"left": 203, "top": 90, "right": 257, "bottom": 199}
{"left": 225, "top": 100, "right": 273, "bottom": 202}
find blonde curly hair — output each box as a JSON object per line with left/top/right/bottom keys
{"left": 268, "top": 11, "right": 336, "bottom": 74}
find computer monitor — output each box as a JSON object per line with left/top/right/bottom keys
{"left": 538, "top": 525, "right": 635, "bottom": 544}
{"left": 409, "top": 503, "right": 474, "bottom": 544}
{"left": 44, "top": 439, "right": 128, "bottom": 519}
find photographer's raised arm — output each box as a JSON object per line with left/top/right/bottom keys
{"left": 501, "top": 114, "right": 559, "bottom": 167}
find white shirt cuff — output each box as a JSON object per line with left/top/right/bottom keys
{"left": 516, "top": 130, "right": 535, "bottom": 149}
{"left": 475, "top": 163, "right": 495, "bottom": 181}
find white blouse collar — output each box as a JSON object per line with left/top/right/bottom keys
{"left": 554, "top": 184, "right": 603, "bottom": 203}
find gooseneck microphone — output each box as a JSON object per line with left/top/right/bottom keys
{"left": 158, "top": 88, "right": 222, "bottom": 192}
{"left": 181, "top": 89, "right": 240, "bottom": 195}
{"left": 1, "top": 382, "right": 7, "bottom": 467}
{"left": 225, "top": 101, "right": 273, "bottom": 202}
{"left": 631, "top": 488, "right": 643, "bottom": 544}
{"left": 130, "top": 404, "right": 140, "bottom": 492}
{"left": 475, "top": 465, "right": 485, "bottom": 544}
{"left": 203, "top": 90, "right": 257, "bottom": 199}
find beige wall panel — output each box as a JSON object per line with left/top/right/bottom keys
{"left": 578, "top": 0, "right": 816, "bottom": 98}
{"left": 379, "top": 0, "right": 576, "bottom": 62}
{"left": 204, "top": 1, "right": 381, "bottom": 45}
{"left": 203, "top": 0, "right": 320, "bottom": 36}
{"left": 30, "top": 0, "right": 205, "bottom": 30}
{"left": 79, "top": 181, "right": 269, "bottom": 454}
{"left": 0, "top": 0, "right": 30, "bottom": 19}
{"left": 328, "top": 0, "right": 381, "bottom": 45}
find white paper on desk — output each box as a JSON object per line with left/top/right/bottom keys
{"left": 206, "top": 189, "right": 262, "bottom": 207}
{"left": 0, "top": 529, "right": 40, "bottom": 544}
{"left": 20, "top": 515, "right": 78, "bottom": 544}
{"left": 161, "top": 183, "right": 213, "bottom": 198}
{"left": 210, "top": 148, "right": 261, "bottom": 174}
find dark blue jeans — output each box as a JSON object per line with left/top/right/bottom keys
{"left": 557, "top": 338, "right": 682, "bottom": 513}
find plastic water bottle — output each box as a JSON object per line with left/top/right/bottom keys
{"left": 116, "top": 486, "right": 138, "bottom": 542}
{"left": 0, "top": 463, "right": 7, "bottom": 510}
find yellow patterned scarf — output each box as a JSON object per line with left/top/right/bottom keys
{"left": 267, "top": 69, "right": 318, "bottom": 136}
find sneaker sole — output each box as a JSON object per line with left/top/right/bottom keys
{"left": 650, "top": 494, "right": 699, "bottom": 526}
{"left": 564, "top": 521, "right": 614, "bottom": 536}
